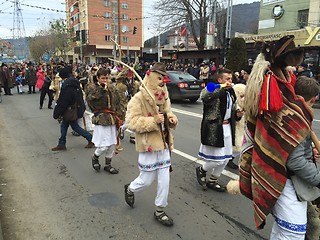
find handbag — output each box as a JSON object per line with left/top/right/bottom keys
{"left": 63, "top": 102, "right": 78, "bottom": 122}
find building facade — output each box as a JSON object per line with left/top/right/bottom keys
{"left": 236, "top": 0, "right": 320, "bottom": 77}
{"left": 66, "top": 0, "right": 143, "bottom": 64}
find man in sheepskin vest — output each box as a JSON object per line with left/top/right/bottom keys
{"left": 124, "top": 62, "right": 178, "bottom": 227}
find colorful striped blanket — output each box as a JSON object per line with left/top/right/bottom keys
{"left": 239, "top": 76, "right": 313, "bottom": 229}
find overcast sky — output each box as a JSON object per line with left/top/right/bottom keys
{"left": 0, "top": 0, "right": 258, "bottom": 40}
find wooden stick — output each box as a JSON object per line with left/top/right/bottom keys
{"left": 311, "top": 130, "right": 320, "bottom": 153}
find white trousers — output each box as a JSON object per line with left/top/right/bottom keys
{"left": 129, "top": 167, "right": 170, "bottom": 208}
{"left": 94, "top": 145, "right": 115, "bottom": 159}
{"left": 202, "top": 159, "right": 229, "bottom": 178}
{"left": 270, "top": 179, "right": 307, "bottom": 240}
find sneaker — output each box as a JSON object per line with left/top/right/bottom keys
{"left": 85, "top": 142, "right": 95, "bottom": 148}
{"left": 124, "top": 184, "right": 134, "bottom": 207}
{"left": 51, "top": 145, "right": 66, "bottom": 151}
{"left": 227, "top": 160, "right": 238, "bottom": 170}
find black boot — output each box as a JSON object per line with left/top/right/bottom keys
{"left": 91, "top": 154, "right": 101, "bottom": 171}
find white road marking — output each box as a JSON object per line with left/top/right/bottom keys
{"left": 171, "top": 108, "right": 202, "bottom": 118}
{"left": 172, "top": 149, "right": 239, "bottom": 180}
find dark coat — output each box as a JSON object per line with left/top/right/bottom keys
{"left": 53, "top": 77, "right": 85, "bottom": 119}
{"left": 200, "top": 87, "right": 238, "bottom": 147}
{"left": 25, "top": 68, "right": 37, "bottom": 86}
{"left": 0, "top": 67, "right": 13, "bottom": 88}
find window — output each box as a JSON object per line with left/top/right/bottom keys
{"left": 122, "top": 14, "right": 128, "bottom": 20}
{"left": 105, "top": 24, "right": 111, "bottom": 30}
{"left": 104, "top": 0, "right": 110, "bottom": 7}
{"left": 105, "top": 12, "right": 111, "bottom": 18}
{"left": 122, "top": 2, "right": 128, "bottom": 9}
{"left": 105, "top": 35, "right": 111, "bottom": 41}
{"left": 122, "top": 36, "right": 128, "bottom": 43}
{"left": 122, "top": 25, "right": 129, "bottom": 33}
{"left": 297, "top": 9, "right": 309, "bottom": 29}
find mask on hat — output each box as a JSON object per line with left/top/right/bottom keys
{"left": 144, "top": 71, "right": 169, "bottom": 106}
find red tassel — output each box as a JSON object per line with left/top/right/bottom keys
{"left": 259, "top": 73, "right": 283, "bottom": 113}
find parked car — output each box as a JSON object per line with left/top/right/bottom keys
{"left": 166, "top": 71, "right": 205, "bottom": 102}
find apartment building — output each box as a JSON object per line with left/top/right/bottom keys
{"left": 66, "top": 0, "right": 143, "bottom": 64}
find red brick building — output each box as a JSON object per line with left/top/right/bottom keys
{"left": 66, "top": 0, "right": 143, "bottom": 64}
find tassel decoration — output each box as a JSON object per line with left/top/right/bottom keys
{"left": 259, "top": 73, "right": 283, "bottom": 113}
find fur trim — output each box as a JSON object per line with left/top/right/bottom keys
{"left": 244, "top": 53, "right": 270, "bottom": 118}
{"left": 226, "top": 180, "right": 241, "bottom": 195}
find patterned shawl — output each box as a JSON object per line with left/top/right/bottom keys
{"left": 239, "top": 74, "right": 313, "bottom": 229}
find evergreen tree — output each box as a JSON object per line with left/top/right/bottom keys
{"left": 226, "top": 37, "right": 247, "bottom": 72}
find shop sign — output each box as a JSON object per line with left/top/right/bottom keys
{"left": 305, "top": 27, "right": 320, "bottom": 45}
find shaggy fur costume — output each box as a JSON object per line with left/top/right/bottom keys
{"left": 232, "top": 83, "right": 246, "bottom": 152}
{"left": 126, "top": 71, "right": 178, "bottom": 153}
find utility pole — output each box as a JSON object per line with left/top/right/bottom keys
{"left": 225, "top": 0, "right": 232, "bottom": 40}
{"left": 157, "top": 33, "right": 160, "bottom": 62}
{"left": 112, "top": 0, "right": 118, "bottom": 60}
{"left": 79, "top": 30, "right": 83, "bottom": 64}
{"left": 224, "top": 0, "right": 232, "bottom": 64}
{"left": 212, "top": 0, "right": 217, "bottom": 49}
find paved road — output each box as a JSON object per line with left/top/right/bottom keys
{"left": 2, "top": 90, "right": 319, "bottom": 239}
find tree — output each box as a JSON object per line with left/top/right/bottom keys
{"left": 28, "top": 19, "right": 72, "bottom": 62}
{"left": 226, "top": 37, "right": 247, "bottom": 72}
{"left": 152, "top": 0, "right": 217, "bottom": 50}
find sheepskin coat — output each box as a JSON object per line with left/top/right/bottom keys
{"left": 200, "top": 87, "right": 238, "bottom": 147}
{"left": 126, "top": 86, "right": 177, "bottom": 153}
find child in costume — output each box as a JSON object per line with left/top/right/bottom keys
{"left": 124, "top": 62, "right": 178, "bottom": 227}
{"left": 85, "top": 68, "right": 123, "bottom": 174}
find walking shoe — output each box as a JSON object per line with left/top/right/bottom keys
{"left": 39, "top": 106, "right": 42, "bottom": 109}
{"left": 196, "top": 166, "right": 207, "bottom": 190}
{"left": 85, "top": 142, "right": 95, "bottom": 148}
{"left": 206, "top": 181, "right": 226, "bottom": 192}
{"left": 48, "top": 106, "right": 53, "bottom": 109}
{"left": 154, "top": 211, "right": 174, "bottom": 227}
{"left": 51, "top": 145, "right": 67, "bottom": 151}
{"left": 124, "top": 184, "right": 134, "bottom": 207}
{"left": 227, "top": 160, "right": 238, "bottom": 169}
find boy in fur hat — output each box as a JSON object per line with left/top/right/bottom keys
{"left": 124, "top": 62, "right": 178, "bottom": 227}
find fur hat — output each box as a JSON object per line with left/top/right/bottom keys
{"left": 150, "top": 62, "right": 167, "bottom": 76}
{"left": 58, "top": 67, "right": 71, "bottom": 79}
